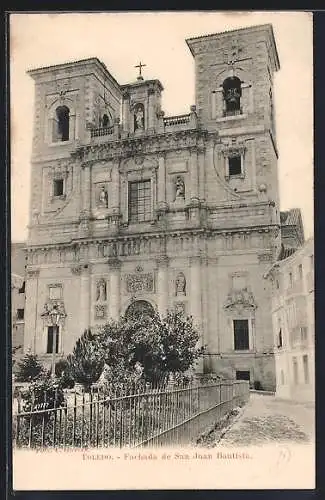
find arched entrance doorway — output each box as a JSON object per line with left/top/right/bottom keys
{"left": 125, "top": 300, "right": 155, "bottom": 320}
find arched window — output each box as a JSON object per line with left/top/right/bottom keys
{"left": 53, "top": 105, "right": 70, "bottom": 142}
{"left": 222, "top": 76, "right": 242, "bottom": 116}
{"left": 102, "top": 114, "right": 110, "bottom": 128}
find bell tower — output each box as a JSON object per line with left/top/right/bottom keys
{"left": 186, "top": 24, "right": 280, "bottom": 209}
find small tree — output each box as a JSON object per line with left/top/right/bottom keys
{"left": 67, "top": 329, "right": 105, "bottom": 390}
{"left": 100, "top": 310, "right": 205, "bottom": 385}
{"left": 16, "top": 353, "right": 44, "bottom": 382}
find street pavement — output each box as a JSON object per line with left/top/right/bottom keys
{"left": 220, "top": 392, "right": 315, "bottom": 446}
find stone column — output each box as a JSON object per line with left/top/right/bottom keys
{"left": 79, "top": 264, "right": 91, "bottom": 332}
{"left": 189, "top": 148, "right": 199, "bottom": 203}
{"left": 198, "top": 149, "right": 206, "bottom": 202}
{"left": 81, "top": 164, "right": 91, "bottom": 213}
{"left": 108, "top": 258, "right": 121, "bottom": 320}
{"left": 111, "top": 161, "right": 120, "bottom": 226}
{"left": 157, "top": 154, "right": 167, "bottom": 210}
{"left": 156, "top": 255, "right": 169, "bottom": 317}
{"left": 190, "top": 255, "right": 204, "bottom": 373}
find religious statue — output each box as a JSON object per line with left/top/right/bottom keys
{"left": 175, "top": 272, "right": 186, "bottom": 296}
{"left": 134, "top": 104, "right": 144, "bottom": 130}
{"left": 175, "top": 176, "right": 185, "bottom": 200}
{"left": 98, "top": 186, "right": 108, "bottom": 208}
{"left": 96, "top": 279, "right": 107, "bottom": 302}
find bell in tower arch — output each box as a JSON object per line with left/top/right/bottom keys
{"left": 222, "top": 76, "right": 242, "bottom": 114}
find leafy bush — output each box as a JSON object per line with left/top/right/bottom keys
{"left": 16, "top": 353, "right": 45, "bottom": 382}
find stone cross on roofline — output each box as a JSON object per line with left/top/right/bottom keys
{"left": 135, "top": 61, "right": 146, "bottom": 81}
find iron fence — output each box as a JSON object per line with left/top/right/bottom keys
{"left": 13, "top": 380, "right": 249, "bottom": 449}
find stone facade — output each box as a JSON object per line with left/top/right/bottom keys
{"left": 25, "top": 24, "right": 283, "bottom": 390}
{"left": 264, "top": 238, "right": 314, "bottom": 401}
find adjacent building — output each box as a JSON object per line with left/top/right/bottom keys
{"left": 265, "top": 237, "right": 314, "bottom": 401}
{"left": 23, "top": 24, "right": 304, "bottom": 390}
{"left": 11, "top": 242, "right": 27, "bottom": 360}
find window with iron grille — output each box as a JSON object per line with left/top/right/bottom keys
{"left": 228, "top": 155, "right": 242, "bottom": 176}
{"left": 53, "top": 179, "right": 64, "bottom": 197}
{"left": 233, "top": 319, "right": 249, "bottom": 350}
{"left": 128, "top": 180, "right": 151, "bottom": 223}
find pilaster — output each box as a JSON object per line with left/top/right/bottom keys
{"left": 156, "top": 254, "right": 169, "bottom": 317}
{"left": 108, "top": 258, "right": 121, "bottom": 320}
{"left": 79, "top": 264, "right": 91, "bottom": 332}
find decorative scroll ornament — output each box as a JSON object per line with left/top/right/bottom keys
{"left": 126, "top": 273, "right": 154, "bottom": 293}
{"left": 220, "top": 139, "right": 246, "bottom": 158}
{"left": 224, "top": 288, "right": 257, "bottom": 312}
{"left": 41, "top": 300, "right": 67, "bottom": 326}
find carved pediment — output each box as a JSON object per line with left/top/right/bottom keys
{"left": 224, "top": 288, "right": 257, "bottom": 312}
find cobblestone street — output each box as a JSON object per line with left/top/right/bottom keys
{"left": 219, "top": 393, "right": 315, "bottom": 447}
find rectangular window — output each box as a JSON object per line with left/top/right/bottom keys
{"left": 49, "top": 284, "right": 62, "bottom": 300}
{"left": 53, "top": 179, "right": 64, "bottom": 197}
{"left": 289, "top": 272, "right": 293, "bottom": 288}
{"left": 47, "top": 326, "right": 59, "bottom": 354}
{"left": 298, "top": 264, "right": 303, "bottom": 280}
{"left": 236, "top": 370, "right": 250, "bottom": 381}
{"left": 228, "top": 155, "right": 242, "bottom": 177}
{"left": 292, "top": 356, "right": 299, "bottom": 385}
{"left": 303, "top": 355, "right": 309, "bottom": 384}
{"left": 233, "top": 319, "right": 249, "bottom": 350}
{"left": 18, "top": 281, "right": 25, "bottom": 294}
{"left": 16, "top": 309, "right": 24, "bottom": 320}
{"left": 128, "top": 180, "right": 151, "bottom": 223}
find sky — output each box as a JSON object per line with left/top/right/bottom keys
{"left": 10, "top": 11, "right": 313, "bottom": 242}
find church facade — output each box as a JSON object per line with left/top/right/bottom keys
{"left": 24, "top": 24, "right": 284, "bottom": 390}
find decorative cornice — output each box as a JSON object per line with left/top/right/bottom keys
{"left": 72, "top": 129, "right": 212, "bottom": 164}
{"left": 155, "top": 254, "right": 169, "bottom": 267}
{"left": 107, "top": 257, "right": 121, "bottom": 270}
{"left": 70, "top": 264, "right": 82, "bottom": 275}
{"left": 26, "top": 268, "right": 40, "bottom": 278}
{"left": 258, "top": 252, "right": 273, "bottom": 263}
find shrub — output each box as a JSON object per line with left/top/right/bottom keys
{"left": 16, "top": 353, "right": 45, "bottom": 382}
{"left": 67, "top": 329, "right": 105, "bottom": 390}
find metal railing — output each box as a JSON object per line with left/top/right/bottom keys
{"left": 90, "top": 125, "right": 114, "bottom": 138}
{"left": 13, "top": 380, "right": 249, "bottom": 449}
{"left": 163, "top": 114, "right": 191, "bottom": 127}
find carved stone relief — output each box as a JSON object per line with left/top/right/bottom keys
{"left": 95, "top": 304, "right": 107, "bottom": 320}
{"left": 125, "top": 272, "right": 154, "bottom": 294}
